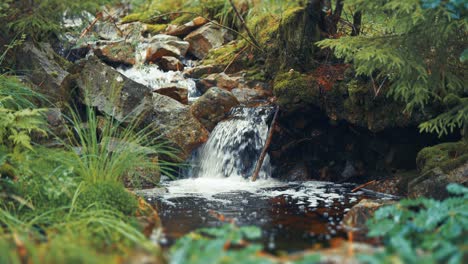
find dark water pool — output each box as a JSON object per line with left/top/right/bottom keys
{"left": 140, "top": 179, "right": 393, "bottom": 252}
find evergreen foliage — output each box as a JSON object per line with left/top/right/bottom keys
{"left": 361, "top": 183, "right": 468, "bottom": 264}
{"left": 317, "top": 0, "right": 467, "bottom": 136}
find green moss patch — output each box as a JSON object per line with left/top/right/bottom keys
{"left": 273, "top": 71, "right": 318, "bottom": 111}
{"left": 77, "top": 182, "right": 138, "bottom": 215}
{"left": 416, "top": 141, "right": 468, "bottom": 174}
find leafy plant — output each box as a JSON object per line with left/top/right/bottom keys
{"left": 361, "top": 183, "right": 468, "bottom": 264}
{"left": 62, "top": 105, "right": 178, "bottom": 184}
{"left": 0, "top": 205, "right": 159, "bottom": 263}
{"left": 317, "top": 0, "right": 467, "bottom": 137}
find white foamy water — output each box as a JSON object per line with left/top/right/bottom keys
{"left": 117, "top": 65, "right": 199, "bottom": 100}
{"left": 161, "top": 177, "right": 281, "bottom": 200}
{"left": 190, "top": 106, "right": 273, "bottom": 179}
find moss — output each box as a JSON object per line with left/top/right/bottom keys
{"left": 273, "top": 71, "right": 318, "bottom": 111}
{"left": 77, "top": 182, "right": 138, "bottom": 216}
{"left": 170, "top": 13, "right": 195, "bottom": 25}
{"left": 121, "top": 13, "right": 151, "bottom": 24}
{"left": 202, "top": 40, "right": 247, "bottom": 68}
{"left": 416, "top": 141, "right": 468, "bottom": 174}
{"left": 247, "top": 13, "right": 280, "bottom": 46}
{"left": 144, "top": 24, "right": 168, "bottom": 34}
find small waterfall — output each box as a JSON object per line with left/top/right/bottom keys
{"left": 117, "top": 43, "right": 200, "bottom": 101}
{"left": 117, "top": 65, "right": 199, "bottom": 99}
{"left": 190, "top": 106, "right": 274, "bottom": 179}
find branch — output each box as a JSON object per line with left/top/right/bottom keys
{"left": 227, "top": 0, "right": 262, "bottom": 51}
{"left": 251, "top": 106, "right": 279, "bottom": 182}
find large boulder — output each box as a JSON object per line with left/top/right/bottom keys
{"left": 273, "top": 70, "right": 431, "bottom": 132}
{"left": 143, "top": 35, "right": 190, "bottom": 63}
{"left": 191, "top": 87, "right": 239, "bottom": 131}
{"left": 66, "top": 56, "right": 208, "bottom": 159}
{"left": 15, "top": 42, "right": 71, "bottom": 106}
{"left": 184, "top": 22, "right": 234, "bottom": 59}
{"left": 409, "top": 141, "right": 468, "bottom": 199}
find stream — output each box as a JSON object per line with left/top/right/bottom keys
{"left": 91, "top": 36, "right": 396, "bottom": 253}
{"left": 136, "top": 104, "right": 393, "bottom": 252}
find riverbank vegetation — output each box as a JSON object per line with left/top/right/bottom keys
{"left": 0, "top": 0, "right": 467, "bottom": 263}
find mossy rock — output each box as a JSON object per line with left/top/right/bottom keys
{"left": 265, "top": 6, "right": 321, "bottom": 73}
{"left": 201, "top": 40, "right": 250, "bottom": 72}
{"left": 77, "top": 182, "right": 138, "bottom": 215}
{"left": 416, "top": 141, "right": 468, "bottom": 174}
{"left": 273, "top": 71, "right": 318, "bottom": 111}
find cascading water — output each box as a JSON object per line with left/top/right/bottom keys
{"left": 79, "top": 29, "right": 396, "bottom": 252}
{"left": 190, "top": 106, "right": 273, "bottom": 179}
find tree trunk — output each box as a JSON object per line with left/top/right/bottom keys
{"left": 351, "top": 11, "right": 362, "bottom": 36}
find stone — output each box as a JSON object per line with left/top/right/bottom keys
{"left": 191, "top": 87, "right": 239, "bottom": 131}
{"left": 184, "top": 22, "right": 234, "bottom": 59}
{"left": 94, "top": 20, "right": 123, "bottom": 41}
{"left": 151, "top": 94, "right": 209, "bottom": 158}
{"left": 15, "top": 42, "right": 71, "bottom": 106}
{"left": 94, "top": 41, "right": 136, "bottom": 66}
{"left": 156, "top": 56, "right": 184, "bottom": 71}
{"left": 200, "top": 73, "right": 240, "bottom": 92}
{"left": 144, "top": 34, "right": 190, "bottom": 63}
{"left": 194, "top": 78, "right": 217, "bottom": 94}
{"left": 65, "top": 56, "right": 208, "bottom": 159}
{"left": 183, "top": 64, "right": 223, "bottom": 78}
{"left": 166, "top": 16, "right": 209, "bottom": 37}
{"left": 154, "top": 86, "right": 188, "bottom": 104}
{"left": 342, "top": 199, "right": 395, "bottom": 232}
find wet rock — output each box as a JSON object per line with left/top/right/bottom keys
{"left": 151, "top": 94, "right": 209, "bottom": 158}
{"left": 154, "top": 85, "right": 188, "bottom": 104}
{"left": 231, "top": 87, "right": 270, "bottom": 104}
{"left": 199, "top": 73, "right": 240, "bottom": 92}
{"left": 286, "top": 162, "right": 310, "bottom": 181}
{"left": 191, "top": 87, "right": 240, "bottom": 131}
{"left": 94, "top": 41, "right": 136, "bottom": 66}
{"left": 144, "top": 35, "right": 190, "bottom": 63}
{"left": 166, "top": 16, "right": 209, "bottom": 37}
{"left": 15, "top": 42, "right": 71, "bottom": 106}
{"left": 273, "top": 70, "right": 431, "bottom": 132}
{"left": 65, "top": 56, "right": 208, "bottom": 159}
{"left": 195, "top": 78, "right": 217, "bottom": 94}
{"left": 364, "top": 171, "right": 417, "bottom": 197}
{"left": 156, "top": 56, "right": 184, "bottom": 71}
{"left": 184, "top": 64, "right": 223, "bottom": 78}
{"left": 342, "top": 199, "right": 395, "bottom": 232}
{"left": 184, "top": 22, "right": 234, "bottom": 59}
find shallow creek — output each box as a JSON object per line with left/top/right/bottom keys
{"left": 136, "top": 105, "right": 393, "bottom": 252}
